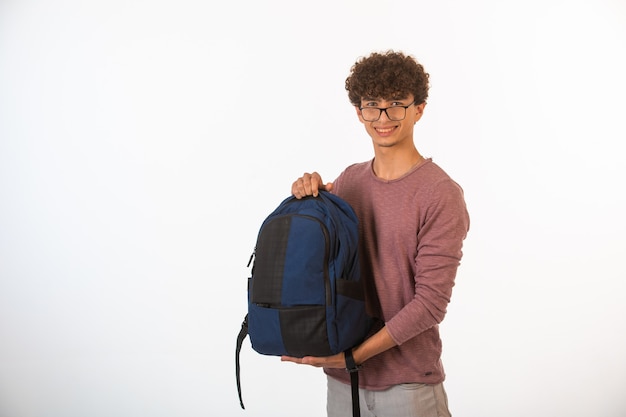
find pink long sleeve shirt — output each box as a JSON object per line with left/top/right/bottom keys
{"left": 324, "top": 158, "right": 470, "bottom": 390}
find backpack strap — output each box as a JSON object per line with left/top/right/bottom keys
{"left": 236, "top": 315, "right": 249, "bottom": 409}
{"left": 238, "top": 320, "right": 361, "bottom": 414}
{"left": 344, "top": 348, "right": 362, "bottom": 417}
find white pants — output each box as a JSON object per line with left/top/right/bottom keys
{"left": 327, "top": 375, "right": 452, "bottom": 417}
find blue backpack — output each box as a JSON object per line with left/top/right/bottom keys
{"left": 236, "top": 191, "right": 372, "bottom": 414}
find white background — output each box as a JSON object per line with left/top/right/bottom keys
{"left": 1, "top": 0, "right": 625, "bottom": 416}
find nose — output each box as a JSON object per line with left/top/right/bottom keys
{"left": 378, "top": 108, "right": 392, "bottom": 121}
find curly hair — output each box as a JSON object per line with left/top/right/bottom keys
{"left": 345, "top": 50, "right": 430, "bottom": 107}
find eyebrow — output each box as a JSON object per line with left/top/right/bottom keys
{"left": 363, "top": 94, "right": 410, "bottom": 101}
{"left": 361, "top": 97, "right": 410, "bottom": 106}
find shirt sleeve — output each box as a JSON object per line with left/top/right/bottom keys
{"left": 385, "top": 178, "right": 470, "bottom": 345}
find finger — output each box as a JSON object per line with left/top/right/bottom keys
{"left": 281, "top": 355, "right": 322, "bottom": 367}
{"left": 292, "top": 173, "right": 315, "bottom": 198}
{"left": 285, "top": 356, "right": 319, "bottom": 367}
{"left": 291, "top": 180, "right": 303, "bottom": 199}
{"left": 310, "top": 172, "right": 327, "bottom": 197}
{"left": 281, "top": 356, "right": 301, "bottom": 363}
{"left": 303, "top": 172, "right": 316, "bottom": 197}
{"left": 291, "top": 174, "right": 310, "bottom": 199}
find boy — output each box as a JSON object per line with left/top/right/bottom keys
{"left": 283, "top": 50, "right": 470, "bottom": 417}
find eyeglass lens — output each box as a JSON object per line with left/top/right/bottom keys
{"left": 361, "top": 106, "right": 406, "bottom": 121}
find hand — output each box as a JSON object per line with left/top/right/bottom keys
{"left": 282, "top": 328, "right": 396, "bottom": 370}
{"left": 291, "top": 172, "right": 334, "bottom": 199}
{"left": 280, "top": 352, "right": 346, "bottom": 369}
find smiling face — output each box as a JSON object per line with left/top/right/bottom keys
{"left": 356, "top": 95, "right": 426, "bottom": 149}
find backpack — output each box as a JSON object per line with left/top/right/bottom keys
{"left": 235, "top": 191, "right": 372, "bottom": 416}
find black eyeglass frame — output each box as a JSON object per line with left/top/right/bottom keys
{"left": 358, "top": 101, "right": 417, "bottom": 122}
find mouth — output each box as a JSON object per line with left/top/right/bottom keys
{"left": 374, "top": 126, "right": 397, "bottom": 136}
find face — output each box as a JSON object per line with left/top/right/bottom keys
{"left": 356, "top": 95, "right": 426, "bottom": 149}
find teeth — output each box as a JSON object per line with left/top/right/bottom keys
{"left": 377, "top": 127, "right": 394, "bottom": 133}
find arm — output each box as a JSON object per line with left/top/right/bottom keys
{"left": 283, "top": 179, "right": 469, "bottom": 368}
{"left": 281, "top": 326, "right": 396, "bottom": 369}
{"left": 385, "top": 179, "right": 470, "bottom": 344}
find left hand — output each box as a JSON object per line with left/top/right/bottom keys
{"left": 282, "top": 327, "right": 395, "bottom": 370}
{"left": 281, "top": 352, "right": 346, "bottom": 369}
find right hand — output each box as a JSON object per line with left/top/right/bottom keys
{"left": 291, "top": 172, "right": 334, "bottom": 199}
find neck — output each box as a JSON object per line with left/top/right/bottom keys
{"left": 372, "top": 147, "right": 424, "bottom": 181}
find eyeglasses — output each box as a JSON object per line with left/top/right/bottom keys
{"left": 359, "top": 102, "right": 416, "bottom": 122}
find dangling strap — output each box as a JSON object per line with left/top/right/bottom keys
{"left": 236, "top": 315, "right": 249, "bottom": 409}
{"left": 344, "top": 348, "right": 361, "bottom": 417}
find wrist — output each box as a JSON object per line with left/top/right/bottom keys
{"left": 343, "top": 348, "right": 361, "bottom": 372}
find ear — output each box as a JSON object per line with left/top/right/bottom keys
{"left": 355, "top": 105, "right": 365, "bottom": 122}
{"left": 413, "top": 102, "right": 426, "bottom": 124}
